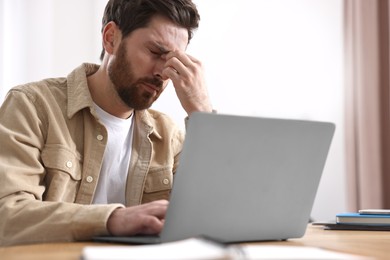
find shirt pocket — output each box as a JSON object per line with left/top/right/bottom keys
{"left": 142, "top": 167, "right": 173, "bottom": 203}
{"left": 41, "top": 144, "right": 82, "bottom": 201}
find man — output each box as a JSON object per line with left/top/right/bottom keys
{"left": 0, "top": 0, "right": 212, "bottom": 246}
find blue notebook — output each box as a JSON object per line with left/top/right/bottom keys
{"left": 336, "top": 213, "right": 390, "bottom": 226}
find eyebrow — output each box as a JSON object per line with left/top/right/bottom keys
{"left": 154, "top": 43, "right": 171, "bottom": 55}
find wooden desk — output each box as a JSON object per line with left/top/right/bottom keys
{"left": 268, "top": 224, "right": 390, "bottom": 259}
{"left": 0, "top": 224, "right": 389, "bottom": 260}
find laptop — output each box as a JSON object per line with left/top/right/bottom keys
{"left": 93, "top": 112, "right": 335, "bottom": 244}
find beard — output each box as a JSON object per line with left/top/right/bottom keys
{"left": 108, "top": 42, "right": 164, "bottom": 110}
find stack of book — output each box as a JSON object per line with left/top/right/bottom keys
{"left": 316, "top": 209, "right": 390, "bottom": 231}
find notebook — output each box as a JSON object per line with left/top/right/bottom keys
{"left": 93, "top": 112, "right": 335, "bottom": 244}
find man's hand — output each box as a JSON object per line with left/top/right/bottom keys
{"left": 107, "top": 200, "right": 168, "bottom": 236}
{"left": 162, "top": 51, "right": 213, "bottom": 116}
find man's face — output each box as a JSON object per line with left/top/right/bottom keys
{"left": 107, "top": 15, "right": 188, "bottom": 110}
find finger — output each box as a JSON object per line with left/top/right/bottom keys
{"left": 164, "top": 56, "right": 188, "bottom": 76}
{"left": 147, "top": 199, "right": 169, "bottom": 205}
{"left": 138, "top": 199, "right": 169, "bottom": 208}
{"left": 141, "top": 200, "right": 169, "bottom": 218}
{"left": 139, "top": 216, "right": 165, "bottom": 234}
{"left": 165, "top": 50, "right": 200, "bottom": 68}
{"left": 162, "top": 66, "right": 181, "bottom": 82}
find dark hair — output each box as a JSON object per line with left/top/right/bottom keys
{"left": 100, "top": 0, "right": 200, "bottom": 60}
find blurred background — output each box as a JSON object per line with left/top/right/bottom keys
{"left": 0, "top": 0, "right": 345, "bottom": 221}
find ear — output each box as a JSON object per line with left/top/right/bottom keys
{"left": 102, "top": 21, "right": 121, "bottom": 55}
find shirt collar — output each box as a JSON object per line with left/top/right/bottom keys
{"left": 67, "top": 63, "right": 99, "bottom": 119}
{"left": 134, "top": 110, "right": 163, "bottom": 140}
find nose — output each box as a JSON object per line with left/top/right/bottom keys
{"left": 153, "top": 58, "right": 169, "bottom": 81}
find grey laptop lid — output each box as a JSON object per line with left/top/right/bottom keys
{"left": 93, "top": 112, "right": 335, "bottom": 245}
{"left": 159, "top": 112, "right": 335, "bottom": 243}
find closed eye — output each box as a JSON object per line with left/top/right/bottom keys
{"left": 150, "top": 49, "right": 163, "bottom": 58}
{"left": 147, "top": 43, "right": 170, "bottom": 57}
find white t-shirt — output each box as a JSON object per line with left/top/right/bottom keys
{"left": 92, "top": 104, "right": 134, "bottom": 205}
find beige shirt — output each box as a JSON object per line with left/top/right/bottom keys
{"left": 0, "top": 63, "right": 184, "bottom": 246}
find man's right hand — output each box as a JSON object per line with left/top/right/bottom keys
{"left": 107, "top": 199, "right": 169, "bottom": 236}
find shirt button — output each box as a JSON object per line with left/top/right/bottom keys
{"left": 162, "top": 178, "right": 170, "bottom": 185}
{"left": 86, "top": 176, "right": 94, "bottom": 183}
{"left": 66, "top": 161, "right": 73, "bottom": 168}
{"left": 96, "top": 135, "right": 104, "bottom": 141}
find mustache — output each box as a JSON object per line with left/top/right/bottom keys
{"left": 138, "top": 77, "right": 164, "bottom": 89}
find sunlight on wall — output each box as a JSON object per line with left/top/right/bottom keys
{"left": 0, "top": 0, "right": 344, "bottom": 221}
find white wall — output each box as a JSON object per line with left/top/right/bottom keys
{"left": 0, "top": 0, "right": 3, "bottom": 91}
{"left": 0, "top": 0, "right": 345, "bottom": 221}
{"left": 157, "top": 0, "right": 346, "bottom": 221}
{"left": 0, "top": 0, "right": 105, "bottom": 99}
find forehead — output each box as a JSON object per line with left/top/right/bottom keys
{"left": 126, "top": 15, "right": 189, "bottom": 52}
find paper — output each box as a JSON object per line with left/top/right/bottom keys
{"left": 82, "top": 238, "right": 370, "bottom": 260}
{"left": 82, "top": 238, "right": 229, "bottom": 260}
